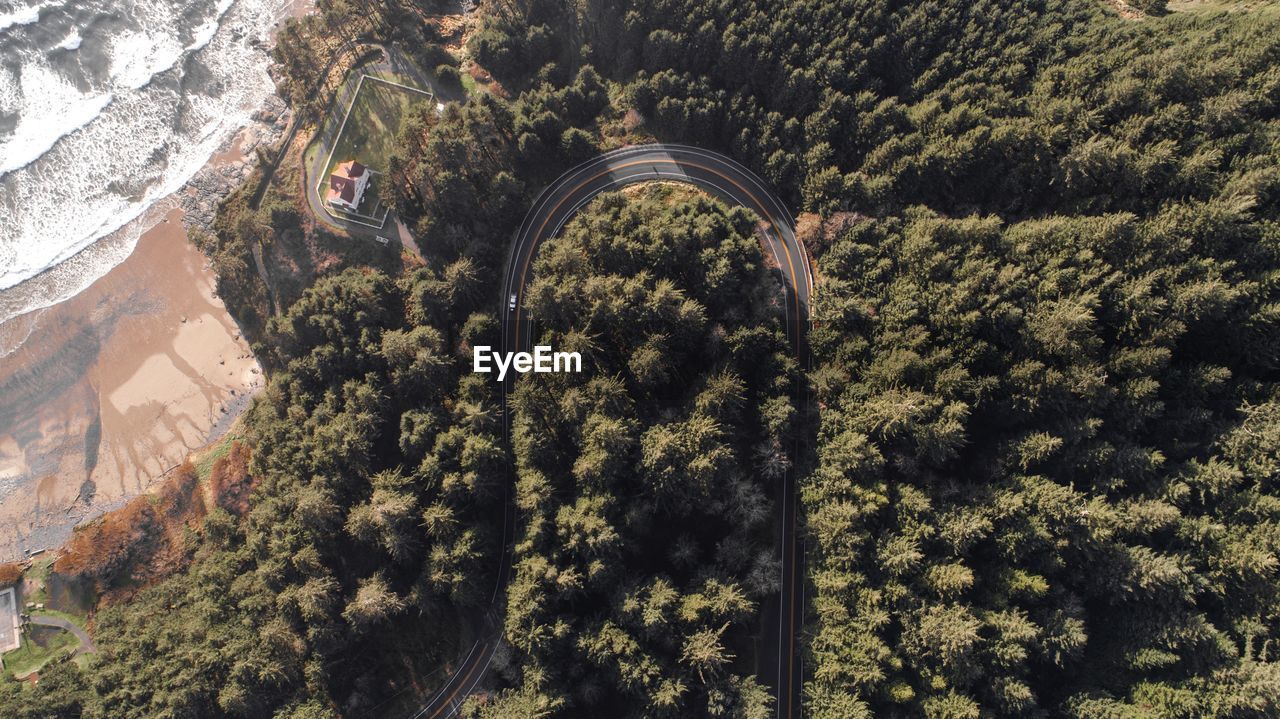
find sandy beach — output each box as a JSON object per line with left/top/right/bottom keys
{"left": 0, "top": 206, "right": 262, "bottom": 560}
{"left": 0, "top": 0, "right": 316, "bottom": 564}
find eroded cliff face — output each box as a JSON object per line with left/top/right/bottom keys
{"left": 52, "top": 441, "right": 256, "bottom": 608}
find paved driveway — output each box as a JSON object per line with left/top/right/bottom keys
{"left": 30, "top": 614, "right": 96, "bottom": 654}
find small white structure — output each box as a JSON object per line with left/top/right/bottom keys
{"left": 327, "top": 160, "right": 371, "bottom": 211}
{"left": 0, "top": 587, "right": 19, "bottom": 654}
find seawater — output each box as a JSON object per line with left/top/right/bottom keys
{"left": 0, "top": 0, "right": 293, "bottom": 329}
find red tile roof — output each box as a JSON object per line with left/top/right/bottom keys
{"left": 336, "top": 160, "right": 366, "bottom": 179}
{"left": 327, "top": 160, "right": 367, "bottom": 205}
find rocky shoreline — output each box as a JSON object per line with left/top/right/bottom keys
{"left": 180, "top": 94, "right": 292, "bottom": 234}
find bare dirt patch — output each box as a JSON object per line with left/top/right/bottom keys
{"left": 1105, "top": 0, "right": 1146, "bottom": 19}
{"left": 432, "top": 12, "right": 471, "bottom": 55}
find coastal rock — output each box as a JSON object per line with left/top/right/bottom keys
{"left": 179, "top": 93, "right": 291, "bottom": 234}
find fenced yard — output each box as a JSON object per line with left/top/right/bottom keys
{"left": 316, "top": 74, "right": 434, "bottom": 229}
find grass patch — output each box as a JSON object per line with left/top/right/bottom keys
{"left": 303, "top": 140, "right": 322, "bottom": 180}
{"left": 325, "top": 75, "right": 434, "bottom": 180}
{"left": 364, "top": 68, "right": 425, "bottom": 90}
{"left": 2, "top": 627, "right": 79, "bottom": 679}
{"left": 23, "top": 556, "right": 54, "bottom": 606}
{"left": 194, "top": 431, "right": 243, "bottom": 482}
{"left": 460, "top": 71, "right": 478, "bottom": 96}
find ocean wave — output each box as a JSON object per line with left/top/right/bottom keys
{"left": 0, "top": 0, "right": 241, "bottom": 176}
{"left": 0, "top": 80, "right": 244, "bottom": 291}
{"left": 0, "top": 305, "right": 42, "bottom": 359}
{"left": 0, "top": 62, "right": 114, "bottom": 175}
{"left": 0, "top": 0, "right": 291, "bottom": 307}
{"left": 187, "top": 0, "right": 237, "bottom": 53}
{"left": 110, "top": 0, "right": 241, "bottom": 93}
{"left": 110, "top": 29, "right": 186, "bottom": 90}
{"left": 0, "top": 67, "right": 17, "bottom": 116}
{"left": 54, "top": 28, "right": 80, "bottom": 51}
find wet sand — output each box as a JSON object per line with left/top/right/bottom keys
{"left": 0, "top": 209, "right": 261, "bottom": 560}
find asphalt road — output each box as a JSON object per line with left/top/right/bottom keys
{"left": 411, "top": 144, "right": 813, "bottom": 719}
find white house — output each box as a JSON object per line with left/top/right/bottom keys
{"left": 327, "top": 160, "right": 371, "bottom": 211}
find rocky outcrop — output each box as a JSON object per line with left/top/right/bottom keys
{"left": 180, "top": 93, "right": 292, "bottom": 234}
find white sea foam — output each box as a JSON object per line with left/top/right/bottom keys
{"left": 54, "top": 29, "right": 80, "bottom": 50}
{"left": 0, "top": 0, "right": 292, "bottom": 321}
{"left": 0, "top": 63, "right": 113, "bottom": 175}
{"left": 0, "top": 307, "right": 41, "bottom": 359}
{"left": 110, "top": 30, "right": 186, "bottom": 90}
{"left": 0, "top": 67, "right": 18, "bottom": 115}
{"left": 188, "top": 0, "right": 237, "bottom": 52}
{"left": 0, "top": 0, "right": 62, "bottom": 32}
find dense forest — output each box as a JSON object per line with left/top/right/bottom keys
{"left": 465, "top": 0, "right": 1280, "bottom": 713}
{"left": 805, "top": 208, "right": 1280, "bottom": 716}
{"left": 4, "top": 0, "right": 1280, "bottom": 716}
{"left": 489, "top": 187, "right": 794, "bottom": 716}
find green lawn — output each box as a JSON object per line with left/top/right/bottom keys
{"left": 2, "top": 627, "right": 79, "bottom": 679}
{"left": 325, "top": 75, "right": 433, "bottom": 181}
{"left": 459, "top": 71, "right": 478, "bottom": 96}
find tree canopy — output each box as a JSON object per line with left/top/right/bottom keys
{"left": 6, "top": 0, "right": 1280, "bottom": 716}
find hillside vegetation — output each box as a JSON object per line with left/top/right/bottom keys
{"left": 3, "top": 0, "right": 1278, "bottom": 717}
